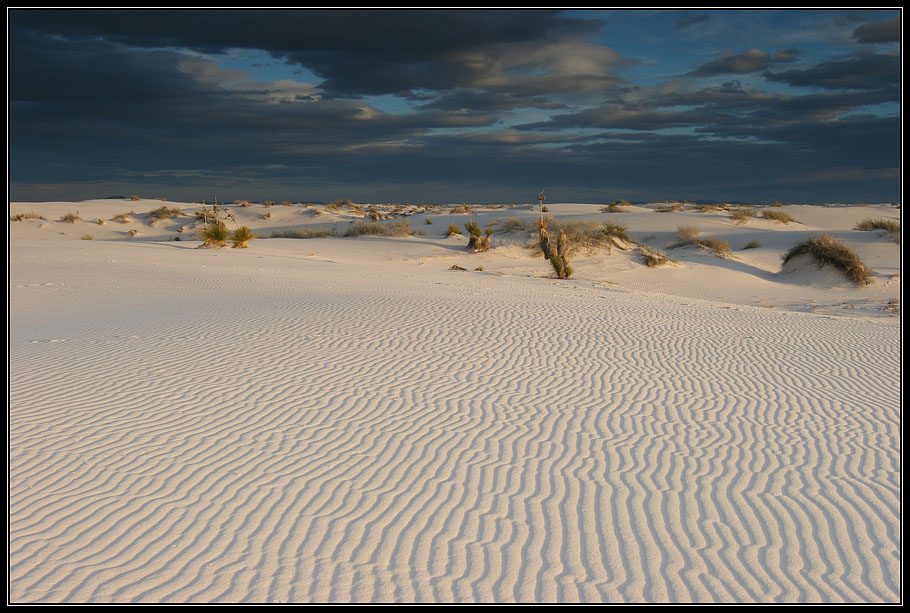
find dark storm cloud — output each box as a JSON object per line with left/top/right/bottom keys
{"left": 10, "top": 9, "right": 609, "bottom": 98}
{"left": 676, "top": 12, "right": 710, "bottom": 29}
{"left": 853, "top": 16, "right": 901, "bottom": 44}
{"left": 691, "top": 49, "right": 776, "bottom": 76}
{"left": 764, "top": 53, "right": 900, "bottom": 90}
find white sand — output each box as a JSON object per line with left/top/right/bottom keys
{"left": 9, "top": 199, "right": 901, "bottom": 603}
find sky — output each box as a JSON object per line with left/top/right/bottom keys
{"left": 7, "top": 9, "right": 902, "bottom": 204}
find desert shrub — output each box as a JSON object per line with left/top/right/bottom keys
{"left": 674, "top": 225, "right": 702, "bottom": 243}
{"left": 10, "top": 211, "right": 45, "bottom": 221}
{"left": 80, "top": 234, "right": 94, "bottom": 240}
{"left": 130, "top": 195, "right": 141, "bottom": 202}
{"left": 263, "top": 201, "right": 275, "bottom": 208}
{"left": 693, "top": 204, "right": 720, "bottom": 213}
{"left": 127, "top": 229, "right": 140, "bottom": 237}
{"left": 269, "top": 227, "right": 339, "bottom": 239}
{"left": 494, "top": 216, "right": 531, "bottom": 234}
{"left": 639, "top": 245, "right": 675, "bottom": 267}
{"left": 446, "top": 224, "right": 462, "bottom": 236}
{"left": 697, "top": 236, "right": 732, "bottom": 257}
{"left": 231, "top": 226, "right": 255, "bottom": 248}
{"left": 741, "top": 241, "right": 761, "bottom": 250}
{"left": 672, "top": 225, "right": 731, "bottom": 256}
{"left": 782, "top": 233, "right": 873, "bottom": 286}
{"left": 603, "top": 200, "right": 630, "bottom": 213}
{"left": 425, "top": 217, "right": 433, "bottom": 224}
{"left": 655, "top": 204, "right": 684, "bottom": 213}
{"left": 855, "top": 218, "right": 900, "bottom": 233}
{"left": 147, "top": 205, "right": 182, "bottom": 223}
{"left": 730, "top": 208, "right": 758, "bottom": 224}
{"left": 60, "top": 212, "right": 81, "bottom": 223}
{"left": 761, "top": 209, "right": 798, "bottom": 224}
{"left": 601, "top": 221, "right": 631, "bottom": 241}
{"left": 96, "top": 218, "right": 106, "bottom": 225}
{"left": 198, "top": 222, "right": 229, "bottom": 248}
{"left": 261, "top": 212, "right": 272, "bottom": 220}
{"left": 344, "top": 220, "right": 411, "bottom": 237}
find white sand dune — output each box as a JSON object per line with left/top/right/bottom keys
{"left": 8, "top": 199, "right": 901, "bottom": 603}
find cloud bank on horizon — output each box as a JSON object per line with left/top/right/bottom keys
{"left": 8, "top": 9, "right": 901, "bottom": 204}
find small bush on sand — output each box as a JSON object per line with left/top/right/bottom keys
{"left": 672, "top": 225, "right": 731, "bottom": 256}
{"left": 656, "top": 204, "right": 684, "bottom": 213}
{"left": 761, "top": 209, "right": 798, "bottom": 224}
{"left": 603, "top": 200, "right": 630, "bottom": 213}
{"left": 730, "top": 208, "right": 758, "bottom": 224}
{"left": 111, "top": 212, "right": 133, "bottom": 223}
{"left": 344, "top": 220, "right": 411, "bottom": 237}
{"left": 639, "top": 245, "right": 675, "bottom": 267}
{"left": 269, "top": 227, "right": 339, "bottom": 239}
{"left": 61, "top": 212, "right": 81, "bottom": 223}
{"left": 198, "top": 222, "right": 229, "bottom": 248}
{"left": 446, "top": 223, "right": 462, "bottom": 237}
{"left": 10, "top": 211, "right": 45, "bottom": 221}
{"left": 80, "top": 234, "right": 94, "bottom": 240}
{"left": 741, "top": 241, "right": 761, "bottom": 250}
{"left": 697, "top": 236, "right": 732, "bottom": 257}
{"left": 602, "top": 221, "right": 631, "bottom": 242}
{"left": 231, "top": 226, "right": 255, "bottom": 248}
{"left": 782, "top": 233, "right": 873, "bottom": 286}
{"left": 147, "top": 205, "right": 182, "bottom": 223}
{"left": 674, "top": 225, "right": 701, "bottom": 243}
{"left": 855, "top": 218, "right": 900, "bottom": 233}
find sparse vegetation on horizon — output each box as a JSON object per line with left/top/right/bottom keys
{"left": 10, "top": 211, "right": 45, "bottom": 221}
{"left": 782, "top": 233, "right": 873, "bottom": 286}
{"left": 761, "top": 209, "right": 799, "bottom": 224}
{"left": 344, "top": 220, "right": 411, "bottom": 237}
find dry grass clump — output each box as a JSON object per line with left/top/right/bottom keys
{"left": 80, "top": 234, "right": 94, "bottom": 240}
{"left": 741, "top": 241, "right": 761, "bottom": 250}
{"left": 344, "top": 220, "right": 411, "bottom": 237}
{"left": 601, "top": 221, "right": 631, "bottom": 242}
{"left": 147, "top": 205, "right": 182, "bottom": 224}
{"left": 674, "top": 225, "right": 701, "bottom": 243}
{"left": 761, "top": 209, "right": 799, "bottom": 224}
{"left": 111, "top": 212, "right": 134, "bottom": 223}
{"left": 269, "top": 227, "right": 339, "bottom": 239}
{"left": 60, "top": 212, "right": 82, "bottom": 223}
{"left": 603, "top": 200, "right": 631, "bottom": 213}
{"left": 639, "top": 245, "right": 676, "bottom": 268}
{"left": 198, "top": 222, "right": 229, "bottom": 248}
{"left": 450, "top": 204, "right": 473, "bottom": 214}
{"left": 10, "top": 211, "right": 45, "bottom": 221}
{"left": 697, "top": 236, "right": 732, "bottom": 256}
{"left": 855, "top": 218, "right": 900, "bottom": 232}
{"left": 672, "top": 225, "right": 731, "bottom": 256}
{"left": 230, "top": 226, "right": 255, "bottom": 248}
{"left": 446, "top": 223, "right": 462, "bottom": 237}
{"left": 127, "top": 229, "right": 141, "bottom": 237}
{"left": 490, "top": 216, "right": 531, "bottom": 234}
{"left": 655, "top": 204, "right": 684, "bottom": 213}
{"left": 730, "top": 208, "right": 758, "bottom": 224}
{"left": 782, "top": 233, "right": 873, "bottom": 286}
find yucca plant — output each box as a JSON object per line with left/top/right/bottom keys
{"left": 198, "top": 222, "right": 229, "bottom": 248}
{"left": 231, "top": 226, "right": 255, "bottom": 248}
{"left": 538, "top": 221, "right": 572, "bottom": 279}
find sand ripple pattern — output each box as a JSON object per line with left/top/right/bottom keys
{"left": 10, "top": 259, "right": 901, "bottom": 603}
